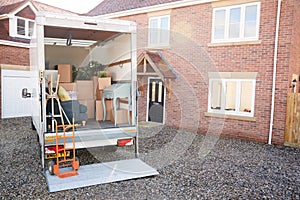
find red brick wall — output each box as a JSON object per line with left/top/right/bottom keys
{"left": 137, "top": 76, "right": 149, "bottom": 121}
{"left": 0, "top": 19, "right": 10, "bottom": 41}
{"left": 15, "top": 6, "right": 35, "bottom": 20}
{"left": 0, "top": 45, "right": 29, "bottom": 66}
{"left": 120, "top": 0, "right": 295, "bottom": 144}
{"left": 269, "top": 0, "right": 300, "bottom": 144}
{"left": 288, "top": 0, "right": 300, "bottom": 89}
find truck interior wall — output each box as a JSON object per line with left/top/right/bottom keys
{"left": 45, "top": 45, "right": 89, "bottom": 70}
{"left": 90, "top": 34, "right": 132, "bottom": 81}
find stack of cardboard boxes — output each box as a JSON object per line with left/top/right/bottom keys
{"left": 58, "top": 64, "right": 95, "bottom": 119}
{"left": 58, "top": 65, "right": 127, "bottom": 124}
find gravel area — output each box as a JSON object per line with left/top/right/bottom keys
{"left": 0, "top": 117, "right": 299, "bottom": 199}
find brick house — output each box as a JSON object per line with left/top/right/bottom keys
{"left": 87, "top": 0, "right": 300, "bottom": 145}
{"left": 0, "top": 0, "right": 76, "bottom": 117}
{"left": 1, "top": 0, "right": 299, "bottom": 146}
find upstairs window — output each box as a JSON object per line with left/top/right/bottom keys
{"left": 212, "top": 2, "right": 260, "bottom": 43}
{"left": 208, "top": 73, "right": 257, "bottom": 117}
{"left": 148, "top": 15, "right": 170, "bottom": 48}
{"left": 10, "top": 17, "right": 35, "bottom": 39}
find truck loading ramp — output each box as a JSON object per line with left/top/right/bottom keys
{"left": 46, "top": 159, "right": 159, "bottom": 192}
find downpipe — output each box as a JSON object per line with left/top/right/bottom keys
{"left": 268, "top": 0, "right": 282, "bottom": 145}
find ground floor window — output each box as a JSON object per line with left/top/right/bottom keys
{"left": 208, "top": 72, "right": 257, "bottom": 117}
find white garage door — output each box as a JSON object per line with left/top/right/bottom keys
{"left": 1, "top": 70, "right": 35, "bottom": 118}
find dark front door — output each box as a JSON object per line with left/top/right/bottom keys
{"left": 147, "top": 78, "right": 165, "bottom": 123}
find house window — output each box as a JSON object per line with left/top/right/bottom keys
{"left": 148, "top": 15, "right": 170, "bottom": 47}
{"left": 208, "top": 77, "right": 256, "bottom": 117}
{"left": 10, "top": 17, "right": 35, "bottom": 39}
{"left": 212, "top": 2, "right": 260, "bottom": 43}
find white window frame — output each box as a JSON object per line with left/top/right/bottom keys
{"left": 9, "top": 16, "right": 35, "bottom": 39}
{"left": 208, "top": 78, "right": 256, "bottom": 117}
{"left": 211, "top": 2, "right": 260, "bottom": 43}
{"left": 148, "top": 15, "right": 170, "bottom": 48}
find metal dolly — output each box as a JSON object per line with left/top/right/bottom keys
{"left": 52, "top": 119, "right": 79, "bottom": 178}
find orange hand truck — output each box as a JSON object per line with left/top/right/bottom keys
{"left": 52, "top": 119, "right": 79, "bottom": 178}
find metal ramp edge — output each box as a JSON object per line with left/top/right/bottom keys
{"left": 45, "top": 159, "right": 159, "bottom": 192}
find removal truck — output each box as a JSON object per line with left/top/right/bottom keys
{"left": 28, "top": 12, "right": 158, "bottom": 192}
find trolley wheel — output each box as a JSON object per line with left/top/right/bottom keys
{"left": 48, "top": 160, "right": 55, "bottom": 175}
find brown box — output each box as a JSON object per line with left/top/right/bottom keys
{"left": 98, "top": 77, "right": 111, "bottom": 90}
{"left": 79, "top": 99, "right": 95, "bottom": 119}
{"left": 76, "top": 80, "right": 94, "bottom": 100}
{"left": 59, "top": 82, "right": 76, "bottom": 91}
{"left": 111, "top": 109, "right": 129, "bottom": 124}
{"left": 96, "top": 100, "right": 113, "bottom": 121}
{"left": 58, "top": 64, "right": 72, "bottom": 83}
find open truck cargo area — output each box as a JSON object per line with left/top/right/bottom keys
{"left": 30, "top": 12, "right": 158, "bottom": 191}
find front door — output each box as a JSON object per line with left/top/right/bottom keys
{"left": 147, "top": 78, "right": 165, "bottom": 123}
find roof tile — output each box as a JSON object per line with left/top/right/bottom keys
{"left": 0, "top": 0, "right": 76, "bottom": 15}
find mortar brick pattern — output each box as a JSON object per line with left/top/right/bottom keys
{"left": 121, "top": 0, "right": 300, "bottom": 145}
{"left": 0, "top": 45, "right": 29, "bottom": 65}
{"left": 15, "top": 5, "right": 35, "bottom": 19}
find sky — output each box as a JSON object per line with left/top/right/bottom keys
{"left": 36, "top": 0, "right": 103, "bottom": 14}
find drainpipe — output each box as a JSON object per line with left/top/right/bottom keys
{"left": 268, "top": 0, "right": 282, "bottom": 145}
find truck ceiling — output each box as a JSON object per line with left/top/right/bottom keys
{"left": 44, "top": 26, "right": 120, "bottom": 42}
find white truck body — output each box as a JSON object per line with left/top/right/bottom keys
{"left": 29, "top": 12, "right": 157, "bottom": 191}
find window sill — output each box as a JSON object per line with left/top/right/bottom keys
{"left": 204, "top": 112, "right": 256, "bottom": 122}
{"left": 146, "top": 46, "right": 171, "bottom": 50}
{"left": 208, "top": 40, "right": 261, "bottom": 47}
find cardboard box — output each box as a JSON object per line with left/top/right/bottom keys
{"left": 96, "top": 89, "right": 103, "bottom": 100}
{"left": 76, "top": 80, "right": 94, "bottom": 100}
{"left": 95, "top": 100, "right": 103, "bottom": 121}
{"left": 98, "top": 77, "right": 111, "bottom": 90}
{"left": 79, "top": 99, "right": 95, "bottom": 119}
{"left": 59, "top": 82, "right": 76, "bottom": 91}
{"left": 111, "top": 109, "right": 129, "bottom": 124}
{"left": 58, "top": 64, "right": 72, "bottom": 83}
{"left": 96, "top": 100, "right": 113, "bottom": 121}
{"left": 92, "top": 76, "right": 98, "bottom": 99}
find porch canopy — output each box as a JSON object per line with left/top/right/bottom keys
{"left": 137, "top": 51, "right": 176, "bottom": 98}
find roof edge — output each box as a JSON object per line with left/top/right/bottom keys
{"left": 0, "top": 14, "right": 9, "bottom": 19}
{"left": 94, "top": 0, "right": 218, "bottom": 18}
{"left": 10, "top": 1, "right": 38, "bottom": 15}
{"left": 0, "top": 39, "right": 30, "bottom": 48}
